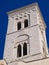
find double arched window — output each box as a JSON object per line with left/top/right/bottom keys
{"left": 17, "top": 42, "right": 27, "bottom": 57}
{"left": 17, "top": 19, "right": 28, "bottom": 30}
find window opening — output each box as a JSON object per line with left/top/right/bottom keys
{"left": 23, "top": 42, "right": 27, "bottom": 56}
{"left": 17, "top": 22, "right": 21, "bottom": 30}
{"left": 17, "top": 44, "right": 21, "bottom": 57}
{"left": 24, "top": 19, "right": 28, "bottom": 28}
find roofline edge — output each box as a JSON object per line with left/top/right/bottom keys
{"left": 7, "top": 2, "right": 38, "bottom": 15}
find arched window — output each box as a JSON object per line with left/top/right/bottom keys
{"left": 23, "top": 42, "right": 27, "bottom": 56}
{"left": 24, "top": 19, "right": 28, "bottom": 28}
{"left": 17, "top": 22, "right": 21, "bottom": 30}
{"left": 17, "top": 44, "right": 21, "bottom": 57}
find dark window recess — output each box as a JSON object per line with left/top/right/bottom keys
{"left": 43, "top": 47, "right": 45, "bottom": 53}
{"left": 17, "top": 22, "right": 21, "bottom": 30}
{"left": 17, "top": 44, "right": 21, "bottom": 57}
{"left": 24, "top": 19, "right": 28, "bottom": 28}
{"left": 23, "top": 42, "right": 27, "bottom": 56}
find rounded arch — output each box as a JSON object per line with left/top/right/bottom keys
{"left": 17, "top": 34, "right": 29, "bottom": 38}
{"left": 16, "top": 34, "right": 29, "bottom": 43}
{"left": 17, "top": 22, "right": 21, "bottom": 30}
{"left": 23, "top": 42, "right": 27, "bottom": 56}
{"left": 24, "top": 19, "right": 28, "bottom": 28}
{"left": 17, "top": 44, "right": 21, "bottom": 57}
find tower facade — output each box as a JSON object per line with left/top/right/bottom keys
{"left": 3, "top": 2, "right": 48, "bottom": 65}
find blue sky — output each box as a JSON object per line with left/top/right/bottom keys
{"left": 0, "top": 0, "right": 49, "bottom": 59}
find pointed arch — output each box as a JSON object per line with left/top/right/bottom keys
{"left": 23, "top": 42, "right": 27, "bottom": 56}
{"left": 17, "top": 44, "right": 21, "bottom": 57}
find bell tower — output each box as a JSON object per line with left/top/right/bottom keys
{"left": 3, "top": 2, "right": 48, "bottom": 65}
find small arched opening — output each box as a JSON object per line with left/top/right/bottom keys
{"left": 23, "top": 42, "right": 27, "bottom": 56}
{"left": 17, "top": 44, "right": 21, "bottom": 57}
{"left": 24, "top": 19, "right": 28, "bottom": 28}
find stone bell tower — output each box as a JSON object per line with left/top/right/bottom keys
{"left": 3, "top": 2, "right": 48, "bottom": 65}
